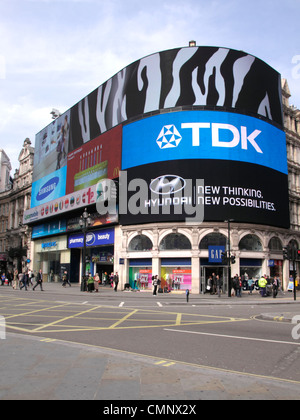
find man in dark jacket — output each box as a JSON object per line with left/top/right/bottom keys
{"left": 33, "top": 269, "right": 44, "bottom": 291}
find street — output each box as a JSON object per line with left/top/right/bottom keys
{"left": 0, "top": 284, "right": 300, "bottom": 400}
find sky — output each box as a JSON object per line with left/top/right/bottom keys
{"left": 0, "top": 0, "right": 299, "bottom": 174}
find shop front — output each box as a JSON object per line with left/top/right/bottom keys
{"left": 33, "top": 236, "right": 70, "bottom": 282}
{"left": 68, "top": 227, "right": 115, "bottom": 283}
{"left": 161, "top": 258, "right": 192, "bottom": 292}
{"left": 128, "top": 259, "right": 152, "bottom": 290}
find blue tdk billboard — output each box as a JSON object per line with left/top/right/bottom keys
{"left": 121, "top": 110, "right": 289, "bottom": 228}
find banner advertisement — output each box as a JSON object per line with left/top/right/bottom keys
{"left": 24, "top": 184, "right": 97, "bottom": 224}
{"left": 122, "top": 111, "right": 287, "bottom": 174}
{"left": 68, "top": 228, "right": 115, "bottom": 248}
{"left": 66, "top": 125, "right": 122, "bottom": 195}
{"left": 119, "top": 159, "right": 290, "bottom": 228}
{"left": 120, "top": 110, "right": 289, "bottom": 229}
{"left": 31, "top": 166, "right": 67, "bottom": 208}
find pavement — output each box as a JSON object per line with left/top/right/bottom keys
{"left": 1, "top": 283, "right": 300, "bottom": 401}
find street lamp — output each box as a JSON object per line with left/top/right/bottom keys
{"left": 79, "top": 208, "right": 92, "bottom": 290}
{"left": 225, "top": 219, "right": 234, "bottom": 297}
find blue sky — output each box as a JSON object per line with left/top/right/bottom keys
{"left": 0, "top": 0, "right": 299, "bottom": 173}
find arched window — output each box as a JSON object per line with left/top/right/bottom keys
{"left": 199, "top": 233, "right": 227, "bottom": 250}
{"left": 239, "top": 234, "right": 262, "bottom": 251}
{"left": 268, "top": 237, "right": 282, "bottom": 251}
{"left": 159, "top": 233, "right": 191, "bottom": 250}
{"left": 128, "top": 235, "right": 153, "bottom": 251}
{"left": 288, "top": 239, "right": 299, "bottom": 248}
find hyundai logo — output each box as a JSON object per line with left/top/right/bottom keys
{"left": 150, "top": 175, "right": 186, "bottom": 195}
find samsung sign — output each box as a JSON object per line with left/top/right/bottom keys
{"left": 31, "top": 167, "right": 67, "bottom": 208}
{"left": 122, "top": 111, "right": 287, "bottom": 175}
{"left": 68, "top": 228, "right": 115, "bottom": 248}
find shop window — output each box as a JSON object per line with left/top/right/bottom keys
{"left": 199, "top": 233, "right": 227, "bottom": 250}
{"left": 239, "top": 234, "right": 262, "bottom": 251}
{"left": 268, "top": 237, "right": 282, "bottom": 251}
{"left": 159, "top": 233, "right": 191, "bottom": 250}
{"left": 128, "top": 235, "right": 153, "bottom": 251}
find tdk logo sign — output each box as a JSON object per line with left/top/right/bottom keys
{"left": 157, "top": 123, "right": 262, "bottom": 154}
{"left": 157, "top": 125, "right": 182, "bottom": 149}
{"left": 122, "top": 110, "right": 288, "bottom": 175}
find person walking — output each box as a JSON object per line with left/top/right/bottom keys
{"left": 87, "top": 274, "right": 94, "bottom": 292}
{"left": 94, "top": 273, "right": 100, "bottom": 292}
{"left": 62, "top": 270, "right": 71, "bottom": 287}
{"left": 13, "top": 269, "right": 19, "bottom": 290}
{"left": 33, "top": 269, "right": 44, "bottom": 291}
{"left": 153, "top": 275, "right": 158, "bottom": 296}
{"left": 20, "top": 271, "right": 28, "bottom": 291}
{"left": 113, "top": 272, "right": 119, "bottom": 292}
{"left": 258, "top": 275, "right": 268, "bottom": 297}
{"left": 272, "top": 276, "right": 279, "bottom": 298}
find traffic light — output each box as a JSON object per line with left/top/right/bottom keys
{"left": 221, "top": 251, "right": 228, "bottom": 265}
{"left": 283, "top": 246, "right": 290, "bottom": 260}
{"left": 283, "top": 245, "right": 299, "bottom": 261}
{"left": 230, "top": 255, "right": 236, "bottom": 264}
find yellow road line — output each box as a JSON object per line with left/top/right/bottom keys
{"left": 4, "top": 303, "right": 71, "bottom": 320}
{"left": 32, "top": 305, "right": 100, "bottom": 332}
{"left": 176, "top": 313, "right": 182, "bottom": 325}
{"left": 108, "top": 309, "right": 138, "bottom": 329}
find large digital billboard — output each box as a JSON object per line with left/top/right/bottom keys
{"left": 120, "top": 110, "right": 289, "bottom": 228}
{"left": 27, "top": 46, "right": 286, "bottom": 228}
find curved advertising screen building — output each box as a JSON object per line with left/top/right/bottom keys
{"left": 25, "top": 46, "right": 289, "bottom": 293}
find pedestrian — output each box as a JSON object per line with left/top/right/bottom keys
{"left": 153, "top": 275, "right": 158, "bottom": 296}
{"left": 248, "top": 278, "right": 254, "bottom": 295}
{"left": 20, "top": 272, "right": 28, "bottom": 291}
{"left": 33, "top": 269, "right": 44, "bottom": 291}
{"left": 7, "top": 270, "right": 13, "bottom": 287}
{"left": 1, "top": 272, "right": 5, "bottom": 286}
{"left": 28, "top": 269, "right": 34, "bottom": 288}
{"left": 212, "top": 273, "right": 217, "bottom": 294}
{"left": 87, "top": 274, "right": 94, "bottom": 292}
{"left": 113, "top": 272, "right": 119, "bottom": 292}
{"left": 237, "top": 277, "right": 242, "bottom": 297}
{"left": 233, "top": 275, "right": 238, "bottom": 296}
{"left": 62, "top": 270, "right": 71, "bottom": 287}
{"left": 94, "top": 273, "right": 100, "bottom": 292}
{"left": 13, "top": 269, "right": 19, "bottom": 290}
{"left": 272, "top": 276, "right": 279, "bottom": 298}
{"left": 258, "top": 275, "right": 268, "bottom": 297}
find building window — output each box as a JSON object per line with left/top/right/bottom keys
{"left": 239, "top": 234, "right": 263, "bottom": 252}
{"left": 199, "top": 233, "right": 227, "bottom": 249}
{"left": 159, "top": 233, "right": 191, "bottom": 251}
{"left": 268, "top": 237, "right": 282, "bottom": 251}
{"left": 128, "top": 235, "right": 153, "bottom": 252}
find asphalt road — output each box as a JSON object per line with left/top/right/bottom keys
{"left": 1, "top": 284, "right": 300, "bottom": 400}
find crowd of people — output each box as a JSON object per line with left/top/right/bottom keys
{"left": 205, "top": 273, "right": 282, "bottom": 298}
{"left": 0, "top": 268, "right": 286, "bottom": 299}
{"left": 1, "top": 268, "right": 44, "bottom": 291}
